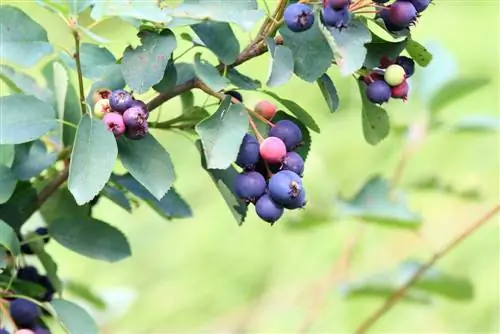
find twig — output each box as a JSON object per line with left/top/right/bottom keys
{"left": 71, "top": 26, "right": 86, "bottom": 114}
{"left": 355, "top": 204, "right": 500, "bottom": 334}
{"left": 37, "top": 165, "right": 70, "bottom": 207}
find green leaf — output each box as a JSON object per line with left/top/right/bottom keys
{"left": 40, "top": 187, "right": 91, "bottom": 224}
{"left": 91, "top": 0, "right": 167, "bottom": 22}
{"left": 86, "top": 65, "right": 125, "bottom": 109}
{"left": 406, "top": 38, "right": 433, "bottom": 67}
{"left": 77, "top": 24, "right": 110, "bottom": 44}
{"left": 262, "top": 90, "right": 320, "bottom": 133}
{"left": 11, "top": 140, "right": 57, "bottom": 181}
{"left": 101, "top": 185, "right": 132, "bottom": 212}
{"left": 0, "top": 6, "right": 53, "bottom": 67}
{"left": 272, "top": 111, "right": 311, "bottom": 161}
{"left": 264, "top": 37, "right": 294, "bottom": 88}
{"left": 112, "top": 174, "right": 192, "bottom": 220}
{"left": 68, "top": 115, "right": 118, "bottom": 205}
{"left": 191, "top": 22, "right": 240, "bottom": 65}
{"left": 280, "top": 19, "right": 333, "bottom": 82}
{"left": 317, "top": 73, "right": 339, "bottom": 113}
{"left": 174, "top": 62, "right": 196, "bottom": 85}
{"left": 364, "top": 38, "right": 407, "bottom": 69}
{"left": 122, "top": 30, "right": 177, "bottom": 94}
{"left": 0, "top": 94, "right": 57, "bottom": 145}
{"left": 428, "top": 77, "right": 490, "bottom": 115}
{"left": 68, "top": 0, "right": 95, "bottom": 14}
{"left": 368, "top": 17, "right": 410, "bottom": 42}
{"left": 0, "top": 219, "right": 20, "bottom": 256}
{"left": 0, "top": 182, "right": 38, "bottom": 232}
{"left": 0, "top": 145, "right": 15, "bottom": 167}
{"left": 0, "top": 166, "right": 17, "bottom": 205}
{"left": 337, "top": 175, "right": 422, "bottom": 229}
{"left": 62, "top": 83, "right": 81, "bottom": 147}
{"left": 65, "top": 280, "right": 107, "bottom": 310}
{"left": 193, "top": 53, "right": 229, "bottom": 92}
{"left": 51, "top": 62, "right": 69, "bottom": 124}
{"left": 0, "top": 273, "right": 46, "bottom": 296}
{"left": 152, "top": 61, "right": 177, "bottom": 93}
{"left": 0, "top": 65, "right": 52, "bottom": 103}
{"left": 356, "top": 80, "right": 389, "bottom": 145}
{"left": 50, "top": 299, "right": 99, "bottom": 334}
{"left": 60, "top": 43, "right": 116, "bottom": 80}
{"left": 227, "top": 68, "right": 261, "bottom": 90}
{"left": 50, "top": 217, "right": 131, "bottom": 262}
{"left": 27, "top": 237, "right": 63, "bottom": 294}
{"left": 451, "top": 115, "right": 500, "bottom": 133}
{"left": 180, "top": 91, "right": 195, "bottom": 111}
{"left": 329, "top": 17, "right": 371, "bottom": 76}
{"left": 195, "top": 95, "right": 248, "bottom": 169}
{"left": 117, "top": 134, "right": 175, "bottom": 201}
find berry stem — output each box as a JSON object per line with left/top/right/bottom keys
{"left": 71, "top": 27, "right": 86, "bottom": 115}
{"left": 248, "top": 108, "right": 275, "bottom": 127}
{"left": 248, "top": 116, "right": 265, "bottom": 143}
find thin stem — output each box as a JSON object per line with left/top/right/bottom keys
{"left": 72, "top": 28, "right": 86, "bottom": 114}
{"left": 173, "top": 45, "right": 195, "bottom": 62}
{"left": 248, "top": 108, "right": 275, "bottom": 127}
{"left": 0, "top": 299, "right": 18, "bottom": 332}
{"left": 248, "top": 117, "right": 264, "bottom": 143}
{"left": 355, "top": 205, "right": 500, "bottom": 334}
{"left": 58, "top": 119, "right": 78, "bottom": 129}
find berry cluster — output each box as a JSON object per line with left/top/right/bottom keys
{"left": 93, "top": 89, "right": 149, "bottom": 140}
{"left": 361, "top": 55, "right": 415, "bottom": 104}
{"left": 234, "top": 101, "right": 307, "bottom": 224}
{"left": 377, "top": 0, "right": 432, "bottom": 32}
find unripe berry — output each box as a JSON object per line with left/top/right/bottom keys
{"left": 284, "top": 3, "right": 314, "bottom": 32}
{"left": 254, "top": 101, "right": 277, "bottom": 120}
{"left": 268, "top": 120, "right": 303, "bottom": 151}
{"left": 103, "top": 112, "right": 126, "bottom": 137}
{"left": 282, "top": 152, "right": 305, "bottom": 176}
{"left": 384, "top": 64, "right": 406, "bottom": 86}
{"left": 109, "top": 89, "right": 133, "bottom": 114}
{"left": 260, "top": 137, "right": 287, "bottom": 164}
{"left": 322, "top": 6, "right": 351, "bottom": 29}
{"left": 93, "top": 98, "right": 111, "bottom": 119}
{"left": 9, "top": 299, "right": 40, "bottom": 327}
{"left": 268, "top": 170, "right": 304, "bottom": 207}
{"left": 235, "top": 171, "right": 267, "bottom": 202}
{"left": 255, "top": 194, "right": 284, "bottom": 224}
{"left": 391, "top": 80, "right": 409, "bottom": 100}
{"left": 366, "top": 80, "right": 391, "bottom": 105}
{"left": 236, "top": 134, "right": 260, "bottom": 169}
{"left": 91, "top": 88, "right": 111, "bottom": 104}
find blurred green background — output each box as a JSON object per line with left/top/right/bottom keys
{"left": 2, "top": 0, "right": 499, "bottom": 333}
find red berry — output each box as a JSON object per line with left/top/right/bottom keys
{"left": 260, "top": 137, "right": 287, "bottom": 164}
{"left": 254, "top": 100, "right": 277, "bottom": 120}
{"left": 391, "top": 80, "right": 409, "bottom": 100}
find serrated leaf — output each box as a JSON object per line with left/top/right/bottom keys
{"left": 262, "top": 90, "right": 320, "bottom": 133}
{"left": 317, "top": 73, "right": 339, "bottom": 113}
{"left": 193, "top": 53, "right": 229, "bottom": 92}
{"left": 337, "top": 175, "right": 421, "bottom": 229}
{"left": 0, "top": 65, "right": 52, "bottom": 103}
{"left": 451, "top": 115, "right": 500, "bottom": 133}
{"left": 406, "top": 38, "right": 432, "bottom": 67}
{"left": 195, "top": 95, "right": 248, "bottom": 169}
{"left": 0, "top": 6, "right": 53, "bottom": 67}
{"left": 91, "top": 0, "right": 167, "bottom": 22}
{"left": 153, "top": 61, "right": 177, "bottom": 93}
{"left": 11, "top": 140, "right": 57, "bottom": 181}
{"left": 227, "top": 68, "right": 261, "bottom": 90}
{"left": 0, "top": 166, "right": 17, "bottom": 205}
{"left": 272, "top": 111, "right": 311, "bottom": 161}
{"left": 50, "top": 217, "right": 131, "bottom": 262}
{"left": 50, "top": 299, "right": 99, "bottom": 334}
{"left": 264, "top": 37, "right": 293, "bottom": 88}
{"left": 40, "top": 187, "right": 91, "bottom": 224}
{"left": 122, "top": 30, "right": 177, "bottom": 94}
{"left": 0, "top": 94, "right": 57, "bottom": 145}
{"left": 356, "top": 80, "right": 389, "bottom": 145}
{"left": 68, "top": 115, "right": 118, "bottom": 205}
{"left": 117, "top": 134, "right": 175, "bottom": 201}
{"left": 65, "top": 280, "right": 107, "bottom": 310}
{"left": 60, "top": 43, "right": 116, "bottom": 80}
{"left": 0, "top": 145, "right": 15, "bottom": 167}
{"left": 0, "top": 182, "right": 38, "bottom": 232}
{"left": 102, "top": 185, "right": 132, "bottom": 212}
{"left": 0, "top": 219, "right": 20, "bottom": 256}
{"left": 191, "top": 22, "right": 240, "bottom": 65}
{"left": 364, "top": 38, "right": 407, "bottom": 69}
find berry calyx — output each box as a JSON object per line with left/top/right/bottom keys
{"left": 93, "top": 98, "right": 111, "bottom": 120}
{"left": 260, "top": 137, "right": 287, "bottom": 164}
{"left": 9, "top": 299, "right": 40, "bottom": 327}
{"left": 366, "top": 80, "right": 392, "bottom": 105}
{"left": 254, "top": 100, "right": 277, "bottom": 120}
{"left": 268, "top": 120, "right": 303, "bottom": 151}
{"left": 322, "top": 6, "right": 351, "bottom": 30}
{"left": 109, "top": 89, "right": 133, "bottom": 114}
{"left": 236, "top": 134, "right": 260, "bottom": 169}
{"left": 255, "top": 194, "right": 284, "bottom": 224}
{"left": 395, "top": 56, "right": 415, "bottom": 77}
{"left": 391, "top": 80, "right": 409, "bottom": 100}
{"left": 103, "top": 112, "right": 126, "bottom": 137}
{"left": 388, "top": 1, "right": 418, "bottom": 27}
{"left": 235, "top": 171, "right": 267, "bottom": 202}
{"left": 384, "top": 64, "right": 406, "bottom": 86}
{"left": 282, "top": 152, "right": 305, "bottom": 176}
{"left": 268, "top": 170, "right": 304, "bottom": 207}
{"left": 283, "top": 187, "right": 307, "bottom": 210}
{"left": 284, "top": 3, "right": 315, "bottom": 32}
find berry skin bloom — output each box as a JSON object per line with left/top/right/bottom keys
{"left": 123, "top": 106, "right": 148, "bottom": 129}
{"left": 9, "top": 299, "right": 40, "bottom": 327}
{"left": 16, "top": 266, "right": 39, "bottom": 283}
{"left": 284, "top": 3, "right": 315, "bottom": 32}
{"left": 268, "top": 120, "right": 303, "bottom": 151}
{"left": 109, "top": 89, "right": 134, "bottom": 114}
{"left": 327, "top": 0, "right": 351, "bottom": 10}
{"left": 125, "top": 122, "right": 149, "bottom": 141}
{"left": 366, "top": 80, "right": 392, "bottom": 105}
{"left": 388, "top": 1, "right": 417, "bottom": 27}
{"left": 255, "top": 194, "right": 284, "bottom": 224}
{"left": 235, "top": 171, "right": 267, "bottom": 203}
{"left": 322, "top": 6, "right": 351, "bottom": 30}
{"left": 268, "top": 170, "right": 304, "bottom": 207}
{"left": 282, "top": 152, "right": 305, "bottom": 177}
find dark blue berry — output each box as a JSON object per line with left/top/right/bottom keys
{"left": 0, "top": 328, "right": 9, "bottom": 334}
{"left": 388, "top": 1, "right": 417, "bottom": 27}
{"left": 17, "top": 266, "right": 39, "bottom": 283}
{"left": 283, "top": 187, "right": 307, "bottom": 210}
{"left": 268, "top": 120, "right": 303, "bottom": 151}
{"left": 268, "top": 170, "right": 304, "bottom": 206}
{"left": 33, "top": 327, "right": 52, "bottom": 334}
{"left": 123, "top": 106, "right": 148, "bottom": 129}
{"left": 109, "top": 89, "right": 134, "bottom": 114}
{"left": 400, "top": 0, "right": 431, "bottom": 13}
{"left": 37, "top": 275, "right": 55, "bottom": 302}
{"left": 379, "top": 7, "right": 405, "bottom": 32}
{"left": 236, "top": 134, "right": 260, "bottom": 169}
{"left": 125, "top": 122, "right": 149, "bottom": 140}
{"left": 255, "top": 194, "right": 284, "bottom": 224}
{"left": 395, "top": 56, "right": 415, "bottom": 77}
{"left": 322, "top": 6, "right": 351, "bottom": 29}
{"left": 130, "top": 99, "right": 149, "bottom": 117}
{"left": 282, "top": 152, "right": 305, "bottom": 176}
{"left": 10, "top": 299, "right": 40, "bottom": 327}
{"left": 235, "top": 171, "right": 267, "bottom": 202}
{"left": 35, "top": 227, "right": 50, "bottom": 244}
{"left": 366, "top": 80, "right": 391, "bottom": 104}
{"left": 284, "top": 3, "right": 314, "bottom": 32}
{"left": 225, "top": 90, "right": 243, "bottom": 103}
{"left": 328, "top": 0, "right": 351, "bottom": 10}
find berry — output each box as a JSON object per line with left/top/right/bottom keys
{"left": 37, "top": 275, "right": 55, "bottom": 302}
{"left": 283, "top": 187, "right": 307, "bottom": 210}
{"left": 130, "top": 99, "right": 149, "bottom": 118}
{"left": 225, "top": 90, "right": 243, "bottom": 103}
{"left": 384, "top": 64, "right": 406, "bottom": 86}
{"left": 322, "top": 6, "right": 351, "bottom": 29}
{"left": 328, "top": 0, "right": 351, "bottom": 10}
{"left": 125, "top": 122, "right": 149, "bottom": 140}
{"left": 260, "top": 137, "right": 287, "bottom": 164}
{"left": 379, "top": 7, "right": 405, "bottom": 32}
{"left": 33, "top": 328, "right": 51, "bottom": 334}
{"left": 284, "top": 3, "right": 314, "bottom": 32}
{"left": 366, "top": 80, "right": 391, "bottom": 104}
{"left": 268, "top": 170, "right": 304, "bottom": 207}
{"left": 123, "top": 106, "right": 148, "bottom": 129}
{"left": 35, "top": 227, "right": 50, "bottom": 244}
{"left": 268, "top": 120, "right": 303, "bottom": 151}
{"left": 103, "top": 112, "right": 126, "bottom": 137}
{"left": 254, "top": 101, "right": 277, "bottom": 120}
{"left": 395, "top": 56, "right": 415, "bottom": 77}
{"left": 388, "top": 2, "right": 417, "bottom": 27}
{"left": 17, "top": 266, "right": 39, "bottom": 283}
{"left": 282, "top": 152, "right": 305, "bottom": 176}
{"left": 15, "top": 330, "right": 35, "bottom": 334}
{"left": 391, "top": 80, "right": 409, "bottom": 100}
{"left": 255, "top": 194, "right": 284, "bottom": 224}
{"left": 109, "top": 89, "right": 133, "bottom": 114}
{"left": 373, "top": 0, "right": 390, "bottom": 3}
{"left": 93, "top": 98, "right": 111, "bottom": 120}
{"left": 9, "top": 299, "right": 40, "bottom": 327}
{"left": 400, "top": 0, "right": 431, "bottom": 13}
{"left": 236, "top": 134, "right": 260, "bottom": 169}
{"left": 235, "top": 171, "right": 267, "bottom": 202}
{"left": 91, "top": 88, "right": 111, "bottom": 104}
{"left": 0, "top": 329, "right": 8, "bottom": 334}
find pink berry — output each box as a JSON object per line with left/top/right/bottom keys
{"left": 260, "top": 137, "right": 287, "bottom": 164}
{"left": 15, "top": 330, "right": 35, "bottom": 334}
{"left": 103, "top": 112, "right": 126, "bottom": 137}
{"left": 255, "top": 100, "right": 277, "bottom": 120}
{"left": 391, "top": 80, "right": 409, "bottom": 100}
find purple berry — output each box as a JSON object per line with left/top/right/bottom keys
{"left": 268, "top": 170, "right": 304, "bottom": 207}
{"left": 35, "top": 227, "right": 50, "bottom": 244}
{"left": 366, "top": 80, "right": 391, "bottom": 104}
{"left": 322, "top": 6, "right": 351, "bottom": 29}
{"left": 9, "top": 299, "right": 40, "bottom": 327}
{"left": 236, "top": 134, "right": 260, "bottom": 169}
{"left": 395, "top": 56, "right": 415, "bottom": 77}
{"left": 235, "top": 171, "right": 267, "bottom": 202}
{"left": 284, "top": 3, "right": 315, "bottom": 32}
{"left": 282, "top": 152, "right": 305, "bottom": 176}
{"left": 17, "top": 266, "right": 39, "bottom": 283}
{"left": 33, "top": 327, "right": 51, "bottom": 334}
{"left": 400, "top": 0, "right": 431, "bottom": 13}
{"left": 109, "top": 89, "right": 133, "bottom": 114}
{"left": 388, "top": 1, "right": 417, "bottom": 27}
{"left": 103, "top": 112, "right": 126, "bottom": 137}
{"left": 0, "top": 329, "right": 9, "bottom": 334}
{"left": 328, "top": 0, "right": 351, "bottom": 10}
{"left": 255, "top": 194, "right": 284, "bottom": 224}
{"left": 379, "top": 7, "right": 405, "bottom": 32}
{"left": 125, "top": 122, "right": 149, "bottom": 140}
{"left": 123, "top": 106, "right": 148, "bottom": 129}
{"left": 283, "top": 187, "right": 307, "bottom": 210}
{"left": 268, "top": 120, "right": 303, "bottom": 151}
{"left": 37, "top": 275, "right": 55, "bottom": 302}
{"left": 130, "top": 99, "right": 149, "bottom": 118}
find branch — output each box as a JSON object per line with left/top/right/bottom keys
{"left": 355, "top": 204, "right": 500, "bottom": 334}
{"left": 37, "top": 164, "right": 70, "bottom": 207}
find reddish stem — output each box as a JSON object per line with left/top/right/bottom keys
{"left": 248, "top": 117, "right": 265, "bottom": 143}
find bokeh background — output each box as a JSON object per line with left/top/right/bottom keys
{"left": 2, "top": 0, "right": 499, "bottom": 333}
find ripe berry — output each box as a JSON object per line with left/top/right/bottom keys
{"left": 268, "top": 120, "right": 303, "bottom": 151}
{"left": 395, "top": 56, "right": 415, "bottom": 77}
{"left": 236, "top": 134, "right": 260, "bottom": 169}
{"left": 254, "top": 100, "right": 277, "bottom": 120}
{"left": 384, "top": 64, "right": 406, "bottom": 86}
{"left": 400, "top": 0, "right": 431, "bottom": 13}
{"left": 260, "top": 137, "right": 287, "bottom": 164}
{"left": 123, "top": 106, "right": 148, "bottom": 129}
{"left": 391, "top": 80, "right": 409, "bottom": 100}
{"left": 366, "top": 80, "right": 391, "bottom": 105}
{"left": 17, "top": 266, "right": 39, "bottom": 283}
{"left": 284, "top": 3, "right": 314, "bottom": 32}
{"left": 379, "top": 7, "right": 405, "bottom": 32}
{"left": 328, "top": 0, "right": 351, "bottom": 10}
{"left": 255, "top": 194, "right": 284, "bottom": 224}
{"left": 388, "top": 1, "right": 417, "bottom": 27}
{"left": 282, "top": 152, "right": 305, "bottom": 176}
{"left": 103, "top": 112, "right": 126, "bottom": 137}
{"left": 9, "top": 299, "right": 40, "bottom": 327}
{"left": 35, "top": 227, "right": 50, "bottom": 244}
{"left": 268, "top": 170, "right": 304, "bottom": 207}
{"left": 225, "top": 90, "right": 243, "bottom": 103}
{"left": 283, "top": 187, "right": 307, "bottom": 210}
{"left": 91, "top": 88, "right": 111, "bottom": 104}
{"left": 130, "top": 99, "right": 149, "bottom": 118}
{"left": 93, "top": 98, "right": 111, "bottom": 120}
{"left": 125, "top": 122, "right": 149, "bottom": 140}
{"left": 322, "top": 6, "right": 351, "bottom": 29}
{"left": 109, "top": 89, "right": 133, "bottom": 114}
{"left": 235, "top": 171, "right": 267, "bottom": 202}
{"left": 32, "top": 327, "right": 51, "bottom": 334}
{"left": 37, "top": 275, "right": 55, "bottom": 302}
